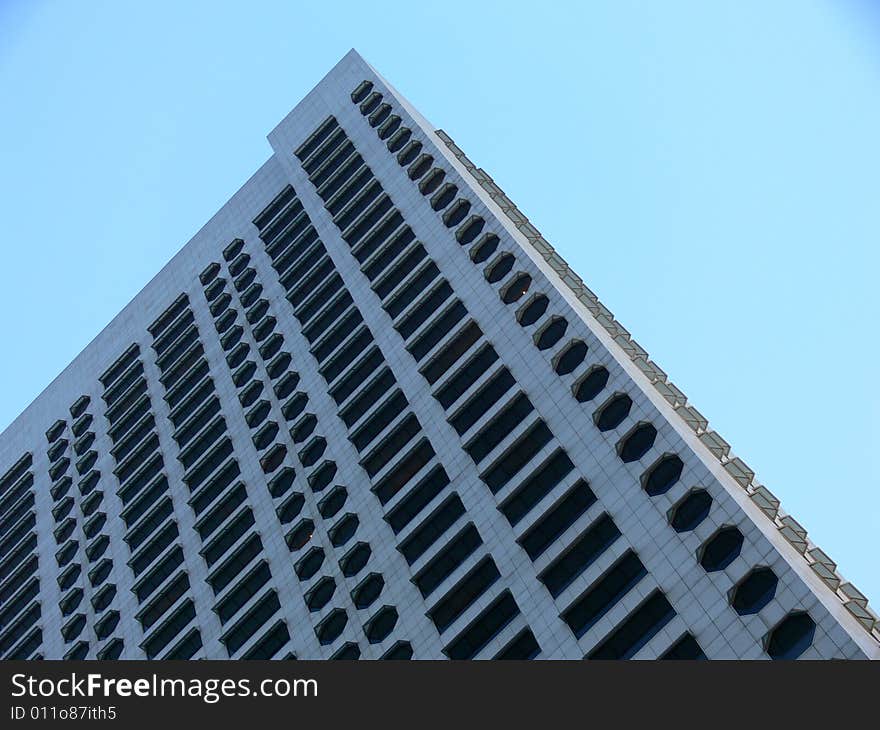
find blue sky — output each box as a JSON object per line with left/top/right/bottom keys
{"left": 1, "top": 1, "right": 877, "bottom": 606}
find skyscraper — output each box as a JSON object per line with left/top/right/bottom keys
{"left": 0, "top": 50, "right": 876, "bottom": 661}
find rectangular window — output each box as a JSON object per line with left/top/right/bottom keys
{"left": 562, "top": 550, "right": 647, "bottom": 638}
{"left": 102, "top": 362, "right": 145, "bottom": 407}
{"left": 137, "top": 571, "right": 189, "bottom": 630}
{"left": 374, "top": 246, "right": 429, "bottom": 301}
{"left": 335, "top": 181, "right": 383, "bottom": 231}
{"left": 423, "top": 323, "right": 486, "bottom": 389}
{"left": 353, "top": 211, "right": 405, "bottom": 263}
{"left": 133, "top": 547, "right": 183, "bottom": 603}
{"left": 152, "top": 310, "right": 195, "bottom": 357}
{"left": 279, "top": 246, "right": 326, "bottom": 293}
{"left": 301, "top": 127, "right": 347, "bottom": 174}
{"left": 168, "top": 379, "right": 214, "bottom": 429}
{"left": 372, "top": 438, "right": 435, "bottom": 506}
{"left": 449, "top": 368, "right": 515, "bottom": 436}
{"left": 464, "top": 392, "right": 533, "bottom": 464}
{"left": 121, "top": 476, "right": 169, "bottom": 529}
{"left": 319, "top": 329, "right": 374, "bottom": 384}
{"left": 173, "top": 397, "right": 222, "bottom": 449}
{"left": 253, "top": 185, "right": 296, "bottom": 231}
{"left": 260, "top": 200, "right": 306, "bottom": 246}
{"left": 208, "top": 533, "right": 263, "bottom": 594}
{"left": 428, "top": 557, "right": 500, "bottom": 633}
{"left": 494, "top": 628, "right": 541, "bottom": 660}
{"left": 216, "top": 562, "right": 272, "bottom": 624}
{"left": 362, "top": 225, "right": 415, "bottom": 280}
{"left": 130, "top": 522, "right": 178, "bottom": 576}
{"left": 399, "top": 494, "right": 466, "bottom": 565}
{"left": 384, "top": 464, "right": 450, "bottom": 532}
{"left": 165, "top": 360, "right": 210, "bottom": 410}
{"left": 396, "top": 281, "right": 454, "bottom": 340}
{"left": 414, "top": 523, "right": 483, "bottom": 598}
{"left": 311, "top": 312, "right": 364, "bottom": 364}
{"left": 189, "top": 459, "right": 240, "bottom": 514}
{"left": 106, "top": 395, "right": 150, "bottom": 442}
{"left": 195, "top": 483, "right": 247, "bottom": 541}
{"left": 326, "top": 168, "right": 373, "bottom": 216}
{"left": 344, "top": 196, "right": 394, "bottom": 246}
{"left": 143, "top": 600, "right": 195, "bottom": 659}
{"left": 361, "top": 414, "right": 421, "bottom": 478}
{"left": 104, "top": 379, "right": 149, "bottom": 425}
{"left": 114, "top": 434, "right": 160, "bottom": 485}
{"left": 242, "top": 620, "right": 289, "bottom": 660}
{"left": 295, "top": 274, "right": 345, "bottom": 326}
{"left": 294, "top": 116, "right": 339, "bottom": 163}
{"left": 444, "top": 591, "right": 520, "bottom": 660}
{"left": 100, "top": 344, "right": 141, "bottom": 388}
{"left": 350, "top": 390, "right": 408, "bottom": 452}
{"left": 178, "top": 417, "right": 227, "bottom": 470}
{"left": 318, "top": 155, "right": 365, "bottom": 202}
{"left": 481, "top": 420, "right": 553, "bottom": 494}
{"left": 384, "top": 263, "right": 441, "bottom": 319}
{"left": 518, "top": 480, "right": 596, "bottom": 560}
{"left": 538, "top": 513, "right": 621, "bottom": 598}
{"left": 126, "top": 498, "right": 173, "bottom": 551}
{"left": 586, "top": 590, "right": 675, "bottom": 660}
{"left": 329, "top": 347, "right": 384, "bottom": 406}
{"left": 309, "top": 140, "right": 354, "bottom": 186}
{"left": 338, "top": 367, "right": 396, "bottom": 427}
{"left": 407, "top": 301, "right": 467, "bottom": 362}
{"left": 285, "top": 259, "right": 333, "bottom": 305}
{"left": 202, "top": 509, "right": 255, "bottom": 567}
{"left": 148, "top": 295, "right": 190, "bottom": 338}
{"left": 159, "top": 342, "right": 204, "bottom": 391}
{"left": 301, "top": 292, "right": 354, "bottom": 343}
{"left": 110, "top": 415, "right": 156, "bottom": 462}
{"left": 221, "top": 590, "right": 280, "bottom": 656}
{"left": 155, "top": 325, "right": 199, "bottom": 373}
{"left": 270, "top": 228, "right": 318, "bottom": 277}
{"left": 498, "top": 449, "right": 574, "bottom": 525}
{"left": 183, "top": 438, "right": 234, "bottom": 492}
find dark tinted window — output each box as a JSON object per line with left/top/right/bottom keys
{"left": 562, "top": 551, "right": 647, "bottom": 638}
{"left": 517, "top": 295, "right": 549, "bottom": 326}
{"left": 444, "top": 591, "right": 519, "bottom": 660}
{"left": 539, "top": 513, "right": 621, "bottom": 598}
{"left": 669, "top": 489, "right": 712, "bottom": 532}
{"left": 618, "top": 423, "right": 657, "bottom": 463}
{"left": 586, "top": 590, "right": 675, "bottom": 660}
{"left": 731, "top": 567, "right": 778, "bottom": 615}
{"left": 643, "top": 454, "right": 684, "bottom": 496}
{"left": 660, "top": 633, "right": 707, "bottom": 660}
{"left": 595, "top": 393, "right": 632, "bottom": 431}
{"left": 766, "top": 612, "right": 815, "bottom": 660}
{"left": 518, "top": 480, "right": 596, "bottom": 560}
{"left": 699, "top": 526, "right": 744, "bottom": 572}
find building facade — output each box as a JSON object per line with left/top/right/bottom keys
{"left": 0, "top": 51, "right": 877, "bottom": 660}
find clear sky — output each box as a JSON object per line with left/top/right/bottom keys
{"left": 1, "top": 1, "right": 877, "bottom": 606}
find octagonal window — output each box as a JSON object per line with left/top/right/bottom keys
{"left": 340, "top": 542, "right": 371, "bottom": 577}
{"left": 352, "top": 573, "right": 384, "bottom": 609}
{"left": 699, "top": 526, "right": 744, "bottom": 572}
{"left": 668, "top": 488, "right": 712, "bottom": 532}
{"left": 731, "top": 567, "right": 778, "bottom": 615}
{"left": 643, "top": 454, "right": 684, "bottom": 496}
{"left": 618, "top": 423, "right": 657, "bottom": 463}
{"left": 766, "top": 611, "right": 815, "bottom": 660}
{"left": 364, "top": 606, "right": 398, "bottom": 644}
{"left": 305, "top": 576, "right": 336, "bottom": 612}
{"left": 595, "top": 393, "right": 632, "bottom": 431}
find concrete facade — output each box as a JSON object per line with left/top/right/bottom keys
{"left": 0, "top": 50, "right": 876, "bottom": 660}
